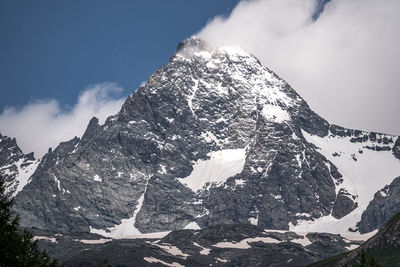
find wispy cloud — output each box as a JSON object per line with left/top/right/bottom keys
{"left": 0, "top": 83, "right": 126, "bottom": 158}
{"left": 198, "top": 0, "right": 400, "bottom": 135}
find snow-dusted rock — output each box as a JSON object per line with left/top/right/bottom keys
{"left": 0, "top": 132, "right": 39, "bottom": 198}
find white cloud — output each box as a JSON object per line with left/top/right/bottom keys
{"left": 0, "top": 83, "right": 125, "bottom": 158}
{"left": 198, "top": 0, "right": 400, "bottom": 135}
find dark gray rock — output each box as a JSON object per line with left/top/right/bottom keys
{"left": 393, "top": 137, "right": 400, "bottom": 160}
{"left": 357, "top": 176, "right": 400, "bottom": 234}
{"left": 332, "top": 189, "right": 358, "bottom": 219}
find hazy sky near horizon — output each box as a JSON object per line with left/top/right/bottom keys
{"left": 1, "top": 0, "right": 399, "bottom": 158}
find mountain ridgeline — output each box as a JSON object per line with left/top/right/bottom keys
{"left": 2, "top": 37, "right": 400, "bottom": 240}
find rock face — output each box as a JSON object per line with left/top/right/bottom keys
{"left": 357, "top": 176, "right": 400, "bottom": 233}
{"left": 393, "top": 137, "right": 400, "bottom": 160}
{"left": 331, "top": 189, "right": 358, "bottom": 219}
{"left": 0, "top": 132, "right": 39, "bottom": 198}
{"left": 10, "top": 37, "right": 400, "bottom": 236}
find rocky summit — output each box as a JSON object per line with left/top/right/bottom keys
{"left": 2, "top": 37, "right": 400, "bottom": 265}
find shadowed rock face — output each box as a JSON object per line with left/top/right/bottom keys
{"left": 393, "top": 137, "right": 400, "bottom": 160}
{"left": 357, "top": 177, "right": 400, "bottom": 234}
{"left": 332, "top": 189, "right": 358, "bottom": 219}
{"left": 9, "top": 37, "right": 399, "bottom": 235}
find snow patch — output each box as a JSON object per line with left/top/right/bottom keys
{"left": 171, "top": 135, "right": 180, "bottom": 141}
{"left": 379, "top": 188, "right": 389, "bottom": 197}
{"left": 75, "top": 238, "right": 112, "bottom": 244}
{"left": 166, "top": 117, "right": 174, "bottom": 123}
{"left": 93, "top": 175, "right": 102, "bottom": 182}
{"left": 12, "top": 159, "right": 39, "bottom": 197}
{"left": 52, "top": 173, "right": 61, "bottom": 191}
{"left": 213, "top": 236, "right": 281, "bottom": 249}
{"left": 290, "top": 235, "right": 312, "bottom": 246}
{"left": 177, "top": 149, "right": 246, "bottom": 192}
{"left": 296, "top": 213, "right": 311, "bottom": 218}
{"left": 346, "top": 244, "right": 360, "bottom": 250}
{"left": 339, "top": 230, "right": 378, "bottom": 242}
{"left": 144, "top": 257, "right": 184, "bottom": 267}
{"left": 249, "top": 215, "right": 259, "bottom": 226}
{"left": 187, "top": 78, "right": 199, "bottom": 116}
{"left": 193, "top": 242, "right": 211, "bottom": 255}
{"left": 159, "top": 165, "right": 167, "bottom": 174}
{"left": 184, "top": 221, "right": 201, "bottom": 230}
{"left": 235, "top": 179, "right": 246, "bottom": 187}
{"left": 261, "top": 104, "right": 290, "bottom": 123}
{"left": 152, "top": 243, "right": 190, "bottom": 259}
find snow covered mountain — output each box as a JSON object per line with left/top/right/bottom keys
{"left": 7, "top": 37, "right": 400, "bottom": 239}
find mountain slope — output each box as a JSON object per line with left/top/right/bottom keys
{"left": 12, "top": 37, "right": 400, "bottom": 237}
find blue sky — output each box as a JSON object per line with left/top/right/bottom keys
{"left": 0, "top": 0, "right": 239, "bottom": 110}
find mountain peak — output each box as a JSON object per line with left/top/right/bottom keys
{"left": 176, "top": 36, "right": 207, "bottom": 52}
{"left": 174, "top": 36, "right": 250, "bottom": 60}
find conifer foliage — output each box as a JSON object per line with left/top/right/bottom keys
{"left": 0, "top": 180, "right": 57, "bottom": 266}
{"left": 354, "top": 250, "right": 381, "bottom": 267}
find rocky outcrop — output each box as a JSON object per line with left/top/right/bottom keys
{"left": 357, "top": 176, "right": 400, "bottom": 233}
{"left": 332, "top": 189, "right": 358, "bottom": 219}
{"left": 0, "top": 132, "right": 38, "bottom": 198}
{"left": 393, "top": 137, "right": 400, "bottom": 160}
